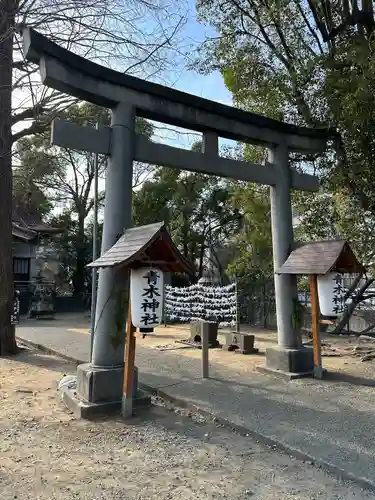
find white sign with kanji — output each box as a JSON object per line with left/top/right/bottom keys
{"left": 130, "top": 267, "right": 164, "bottom": 328}
{"left": 317, "top": 272, "right": 346, "bottom": 317}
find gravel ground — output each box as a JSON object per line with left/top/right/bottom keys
{"left": 0, "top": 348, "right": 374, "bottom": 500}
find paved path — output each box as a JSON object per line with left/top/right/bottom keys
{"left": 16, "top": 316, "right": 375, "bottom": 490}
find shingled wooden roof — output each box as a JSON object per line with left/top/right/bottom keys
{"left": 87, "top": 222, "right": 194, "bottom": 274}
{"left": 277, "top": 240, "right": 365, "bottom": 275}
{"left": 12, "top": 197, "right": 63, "bottom": 239}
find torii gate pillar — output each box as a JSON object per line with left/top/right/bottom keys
{"left": 265, "top": 145, "right": 313, "bottom": 376}
{"left": 75, "top": 103, "right": 137, "bottom": 406}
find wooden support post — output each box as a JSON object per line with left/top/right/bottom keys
{"left": 201, "top": 322, "right": 209, "bottom": 379}
{"left": 122, "top": 301, "right": 136, "bottom": 418}
{"left": 309, "top": 274, "right": 323, "bottom": 379}
{"left": 235, "top": 279, "right": 240, "bottom": 334}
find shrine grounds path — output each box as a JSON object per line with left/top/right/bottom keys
{"left": 15, "top": 313, "right": 375, "bottom": 492}
{"left": 2, "top": 348, "right": 372, "bottom": 500}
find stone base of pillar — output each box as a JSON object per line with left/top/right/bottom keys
{"left": 59, "top": 363, "right": 151, "bottom": 419}
{"left": 258, "top": 346, "right": 314, "bottom": 380}
{"left": 61, "top": 386, "right": 151, "bottom": 420}
{"left": 77, "top": 363, "right": 137, "bottom": 404}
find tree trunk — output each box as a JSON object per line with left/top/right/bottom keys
{"left": 331, "top": 278, "right": 374, "bottom": 334}
{"left": 182, "top": 215, "right": 189, "bottom": 258}
{"left": 198, "top": 242, "right": 205, "bottom": 278}
{"left": 72, "top": 213, "right": 86, "bottom": 299}
{"left": 0, "top": 0, "right": 18, "bottom": 355}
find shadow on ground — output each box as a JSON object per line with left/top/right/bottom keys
{"left": 6, "top": 348, "right": 77, "bottom": 373}
{"left": 323, "top": 370, "right": 375, "bottom": 387}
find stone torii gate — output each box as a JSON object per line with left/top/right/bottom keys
{"left": 23, "top": 28, "right": 336, "bottom": 412}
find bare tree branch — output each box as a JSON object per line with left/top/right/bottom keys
{"left": 10, "top": 0, "right": 187, "bottom": 144}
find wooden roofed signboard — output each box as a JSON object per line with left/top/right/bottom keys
{"left": 276, "top": 240, "right": 365, "bottom": 276}
{"left": 88, "top": 221, "right": 193, "bottom": 274}
{"left": 276, "top": 239, "right": 365, "bottom": 380}
{"left": 88, "top": 220, "right": 194, "bottom": 332}
{"left": 88, "top": 221, "right": 194, "bottom": 418}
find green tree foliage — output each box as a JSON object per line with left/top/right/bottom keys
{"left": 196, "top": 0, "right": 375, "bottom": 332}
{"left": 293, "top": 190, "right": 375, "bottom": 268}
{"left": 292, "top": 187, "right": 375, "bottom": 333}
{"left": 216, "top": 141, "right": 272, "bottom": 285}
{"left": 227, "top": 183, "right": 272, "bottom": 284}
{"left": 12, "top": 179, "right": 52, "bottom": 219}
{"left": 133, "top": 155, "right": 242, "bottom": 278}
{"left": 196, "top": 0, "right": 375, "bottom": 214}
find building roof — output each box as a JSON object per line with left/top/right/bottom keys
{"left": 12, "top": 224, "right": 37, "bottom": 241}
{"left": 277, "top": 240, "right": 365, "bottom": 275}
{"left": 12, "top": 197, "right": 62, "bottom": 241}
{"left": 87, "top": 222, "right": 194, "bottom": 274}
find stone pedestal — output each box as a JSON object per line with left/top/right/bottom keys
{"left": 77, "top": 363, "right": 137, "bottom": 403}
{"left": 60, "top": 363, "right": 150, "bottom": 419}
{"left": 259, "top": 345, "right": 314, "bottom": 379}
{"left": 190, "top": 321, "right": 220, "bottom": 348}
{"left": 224, "top": 332, "right": 259, "bottom": 355}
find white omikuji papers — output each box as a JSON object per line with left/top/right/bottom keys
{"left": 164, "top": 283, "right": 237, "bottom": 327}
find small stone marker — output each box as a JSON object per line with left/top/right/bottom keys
{"left": 225, "top": 332, "right": 258, "bottom": 355}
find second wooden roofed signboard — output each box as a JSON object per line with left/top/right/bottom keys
{"left": 277, "top": 240, "right": 365, "bottom": 379}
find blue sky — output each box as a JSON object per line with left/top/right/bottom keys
{"left": 170, "top": 0, "right": 232, "bottom": 104}
{"left": 13, "top": 1, "right": 233, "bottom": 153}
{"left": 149, "top": 0, "right": 233, "bottom": 148}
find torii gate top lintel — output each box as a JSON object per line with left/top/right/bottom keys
{"left": 23, "top": 27, "right": 337, "bottom": 154}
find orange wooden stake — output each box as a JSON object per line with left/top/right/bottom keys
{"left": 309, "top": 274, "right": 323, "bottom": 379}
{"left": 122, "top": 300, "right": 136, "bottom": 418}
